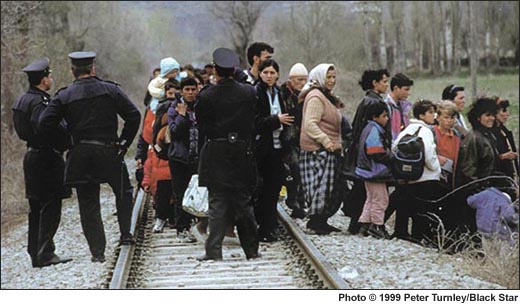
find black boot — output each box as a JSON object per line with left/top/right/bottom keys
{"left": 368, "top": 224, "right": 391, "bottom": 239}
{"left": 358, "top": 223, "right": 370, "bottom": 237}
{"left": 306, "top": 215, "right": 329, "bottom": 235}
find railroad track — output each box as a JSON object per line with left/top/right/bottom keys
{"left": 105, "top": 189, "right": 350, "bottom": 289}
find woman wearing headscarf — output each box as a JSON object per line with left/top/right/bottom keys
{"left": 299, "top": 63, "right": 343, "bottom": 234}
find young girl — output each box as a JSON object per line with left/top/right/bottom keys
{"left": 433, "top": 100, "right": 461, "bottom": 188}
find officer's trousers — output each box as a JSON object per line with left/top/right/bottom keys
{"left": 205, "top": 187, "right": 259, "bottom": 259}
{"left": 255, "top": 149, "right": 284, "bottom": 236}
{"left": 28, "top": 197, "right": 61, "bottom": 263}
{"left": 75, "top": 164, "right": 133, "bottom": 257}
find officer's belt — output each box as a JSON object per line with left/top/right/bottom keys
{"left": 77, "top": 139, "right": 117, "bottom": 147}
{"left": 27, "top": 147, "right": 62, "bottom": 154}
{"left": 209, "top": 133, "right": 247, "bottom": 144}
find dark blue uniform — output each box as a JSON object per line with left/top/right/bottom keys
{"left": 197, "top": 78, "right": 260, "bottom": 259}
{"left": 12, "top": 86, "right": 71, "bottom": 267}
{"left": 39, "top": 75, "right": 141, "bottom": 261}
{"left": 196, "top": 47, "right": 260, "bottom": 260}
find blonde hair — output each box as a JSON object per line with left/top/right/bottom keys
{"left": 436, "top": 100, "right": 458, "bottom": 116}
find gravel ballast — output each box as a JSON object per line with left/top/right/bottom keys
{"left": 1, "top": 189, "right": 506, "bottom": 289}
{"left": 1, "top": 186, "right": 120, "bottom": 289}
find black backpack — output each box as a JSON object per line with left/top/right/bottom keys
{"left": 392, "top": 126, "right": 425, "bottom": 181}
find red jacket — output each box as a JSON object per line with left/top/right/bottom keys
{"left": 142, "top": 147, "right": 172, "bottom": 196}
{"left": 142, "top": 108, "right": 155, "bottom": 145}
{"left": 140, "top": 108, "right": 172, "bottom": 196}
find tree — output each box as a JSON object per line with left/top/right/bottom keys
{"left": 468, "top": 1, "right": 478, "bottom": 99}
{"left": 210, "top": 1, "right": 266, "bottom": 68}
{"left": 1, "top": 1, "right": 44, "bottom": 133}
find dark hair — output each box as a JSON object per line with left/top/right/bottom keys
{"left": 390, "top": 73, "right": 414, "bottom": 90}
{"left": 258, "top": 59, "right": 279, "bottom": 73}
{"left": 204, "top": 64, "right": 213, "bottom": 69}
{"left": 214, "top": 65, "right": 234, "bottom": 78}
{"left": 28, "top": 72, "right": 49, "bottom": 86}
{"left": 184, "top": 64, "right": 194, "bottom": 72}
{"left": 233, "top": 67, "right": 248, "bottom": 83}
{"left": 71, "top": 64, "right": 93, "bottom": 78}
{"left": 365, "top": 101, "right": 388, "bottom": 121}
{"left": 412, "top": 99, "right": 437, "bottom": 119}
{"left": 358, "top": 69, "right": 390, "bottom": 91}
{"left": 441, "top": 84, "right": 464, "bottom": 100}
{"left": 467, "top": 97, "right": 499, "bottom": 129}
{"left": 152, "top": 67, "right": 161, "bottom": 75}
{"left": 165, "top": 79, "right": 180, "bottom": 91}
{"left": 180, "top": 77, "right": 198, "bottom": 89}
{"left": 193, "top": 73, "right": 204, "bottom": 86}
{"left": 246, "top": 42, "right": 274, "bottom": 66}
{"left": 492, "top": 96, "right": 510, "bottom": 110}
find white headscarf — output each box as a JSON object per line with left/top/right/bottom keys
{"left": 301, "top": 63, "right": 335, "bottom": 92}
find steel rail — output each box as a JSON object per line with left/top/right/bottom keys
{"left": 277, "top": 204, "right": 351, "bottom": 289}
{"left": 109, "top": 188, "right": 148, "bottom": 289}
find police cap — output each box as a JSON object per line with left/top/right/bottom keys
{"left": 22, "top": 57, "right": 51, "bottom": 75}
{"left": 68, "top": 51, "right": 96, "bottom": 66}
{"left": 212, "top": 48, "right": 239, "bottom": 69}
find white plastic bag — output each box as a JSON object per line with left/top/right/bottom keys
{"left": 182, "top": 174, "right": 209, "bottom": 217}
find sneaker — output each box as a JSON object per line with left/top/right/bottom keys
{"left": 153, "top": 218, "right": 166, "bottom": 233}
{"left": 177, "top": 230, "right": 196, "bottom": 243}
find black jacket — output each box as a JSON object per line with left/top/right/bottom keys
{"left": 280, "top": 82, "right": 303, "bottom": 148}
{"left": 167, "top": 97, "right": 198, "bottom": 165}
{"left": 39, "top": 76, "right": 140, "bottom": 147}
{"left": 492, "top": 123, "right": 519, "bottom": 181}
{"left": 12, "top": 86, "right": 71, "bottom": 199}
{"left": 456, "top": 126, "right": 502, "bottom": 187}
{"left": 13, "top": 87, "right": 70, "bottom": 151}
{"left": 39, "top": 76, "right": 141, "bottom": 185}
{"left": 196, "top": 78, "right": 258, "bottom": 189}
{"left": 254, "top": 81, "right": 288, "bottom": 159}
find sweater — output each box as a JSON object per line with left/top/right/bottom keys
{"left": 300, "top": 89, "right": 342, "bottom": 151}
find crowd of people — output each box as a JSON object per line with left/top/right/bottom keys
{"left": 12, "top": 42, "right": 519, "bottom": 267}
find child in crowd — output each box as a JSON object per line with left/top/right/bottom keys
{"left": 148, "top": 57, "right": 180, "bottom": 114}
{"left": 392, "top": 100, "right": 445, "bottom": 243}
{"left": 433, "top": 100, "right": 460, "bottom": 189}
{"left": 355, "top": 102, "right": 393, "bottom": 239}
{"left": 143, "top": 81, "right": 178, "bottom": 233}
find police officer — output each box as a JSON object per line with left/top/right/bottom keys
{"left": 39, "top": 51, "right": 141, "bottom": 263}
{"left": 12, "top": 57, "right": 73, "bottom": 268}
{"left": 196, "top": 48, "right": 261, "bottom": 261}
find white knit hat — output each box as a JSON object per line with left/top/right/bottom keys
{"left": 289, "top": 63, "right": 308, "bottom": 77}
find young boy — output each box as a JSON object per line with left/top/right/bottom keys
{"left": 433, "top": 100, "right": 460, "bottom": 188}
{"left": 355, "top": 102, "right": 393, "bottom": 239}
{"left": 392, "top": 99, "right": 444, "bottom": 244}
